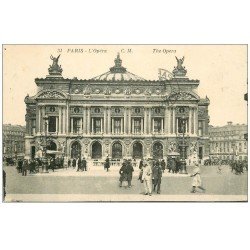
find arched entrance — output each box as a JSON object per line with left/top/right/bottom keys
{"left": 71, "top": 141, "right": 81, "bottom": 159}
{"left": 47, "top": 141, "right": 57, "bottom": 158}
{"left": 133, "top": 142, "right": 143, "bottom": 159}
{"left": 92, "top": 141, "right": 102, "bottom": 159}
{"left": 153, "top": 142, "right": 163, "bottom": 159}
{"left": 112, "top": 142, "right": 122, "bottom": 159}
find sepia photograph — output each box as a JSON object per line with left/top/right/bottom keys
{"left": 2, "top": 44, "right": 248, "bottom": 202}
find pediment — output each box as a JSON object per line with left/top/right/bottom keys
{"left": 36, "top": 90, "right": 68, "bottom": 100}
{"left": 168, "top": 91, "right": 199, "bottom": 101}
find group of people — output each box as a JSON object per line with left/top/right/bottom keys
{"left": 67, "top": 157, "right": 88, "bottom": 171}
{"left": 118, "top": 158, "right": 206, "bottom": 195}
{"left": 119, "top": 159, "right": 164, "bottom": 195}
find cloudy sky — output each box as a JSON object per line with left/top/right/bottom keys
{"left": 3, "top": 45, "right": 247, "bottom": 127}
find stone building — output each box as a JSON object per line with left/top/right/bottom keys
{"left": 209, "top": 122, "right": 248, "bottom": 161}
{"left": 3, "top": 124, "right": 26, "bottom": 159}
{"left": 24, "top": 54, "right": 210, "bottom": 163}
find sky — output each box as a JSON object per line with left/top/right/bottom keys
{"left": 3, "top": 45, "right": 247, "bottom": 127}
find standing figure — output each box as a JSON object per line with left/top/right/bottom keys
{"left": 105, "top": 156, "right": 110, "bottom": 172}
{"left": 127, "top": 160, "right": 134, "bottom": 188}
{"left": 119, "top": 162, "right": 128, "bottom": 187}
{"left": 142, "top": 161, "right": 152, "bottom": 196}
{"left": 81, "top": 157, "right": 87, "bottom": 171}
{"left": 152, "top": 161, "right": 162, "bottom": 194}
{"left": 190, "top": 163, "right": 206, "bottom": 193}
{"left": 160, "top": 159, "right": 166, "bottom": 173}
{"left": 72, "top": 158, "right": 76, "bottom": 169}
{"left": 76, "top": 157, "right": 82, "bottom": 171}
{"left": 22, "top": 159, "right": 28, "bottom": 176}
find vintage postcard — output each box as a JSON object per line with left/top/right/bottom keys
{"left": 2, "top": 44, "right": 248, "bottom": 202}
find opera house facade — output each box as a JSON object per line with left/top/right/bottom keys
{"left": 24, "top": 54, "right": 210, "bottom": 163}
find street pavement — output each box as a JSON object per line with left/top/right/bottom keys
{"left": 3, "top": 164, "right": 248, "bottom": 202}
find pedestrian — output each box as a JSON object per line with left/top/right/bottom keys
{"left": 104, "top": 156, "right": 110, "bottom": 172}
{"left": 81, "top": 157, "right": 87, "bottom": 171}
{"left": 72, "top": 158, "right": 76, "bottom": 169}
{"left": 152, "top": 161, "right": 162, "bottom": 194}
{"left": 142, "top": 161, "right": 152, "bottom": 196}
{"left": 76, "top": 157, "right": 82, "bottom": 171}
{"left": 50, "top": 158, "right": 55, "bottom": 172}
{"left": 119, "top": 161, "right": 128, "bottom": 187}
{"left": 29, "top": 159, "right": 36, "bottom": 174}
{"left": 190, "top": 163, "right": 206, "bottom": 193}
{"left": 3, "top": 170, "right": 6, "bottom": 199}
{"left": 160, "top": 159, "right": 166, "bottom": 173}
{"left": 17, "top": 158, "right": 23, "bottom": 173}
{"left": 127, "top": 160, "right": 134, "bottom": 188}
{"left": 22, "top": 159, "right": 28, "bottom": 176}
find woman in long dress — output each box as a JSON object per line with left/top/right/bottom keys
{"left": 190, "top": 163, "right": 206, "bottom": 193}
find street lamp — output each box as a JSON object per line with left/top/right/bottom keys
{"left": 180, "top": 115, "right": 188, "bottom": 174}
{"left": 42, "top": 115, "right": 49, "bottom": 173}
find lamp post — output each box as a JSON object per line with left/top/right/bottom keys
{"left": 42, "top": 115, "right": 49, "bottom": 173}
{"left": 180, "top": 115, "right": 188, "bottom": 174}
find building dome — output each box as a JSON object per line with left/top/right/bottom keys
{"left": 91, "top": 53, "right": 146, "bottom": 81}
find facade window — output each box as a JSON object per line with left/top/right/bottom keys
{"left": 72, "top": 117, "right": 82, "bottom": 134}
{"left": 177, "top": 118, "right": 187, "bottom": 134}
{"left": 198, "top": 121, "right": 203, "bottom": 136}
{"left": 114, "top": 118, "right": 122, "bottom": 134}
{"left": 134, "top": 118, "right": 141, "bottom": 134}
{"left": 31, "top": 119, "right": 36, "bottom": 135}
{"left": 153, "top": 118, "right": 162, "bottom": 133}
{"left": 93, "top": 118, "right": 102, "bottom": 133}
{"left": 48, "top": 116, "right": 57, "bottom": 133}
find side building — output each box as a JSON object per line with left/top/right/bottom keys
{"left": 209, "top": 122, "right": 248, "bottom": 161}
{"left": 24, "top": 54, "right": 210, "bottom": 164}
{"left": 3, "top": 124, "right": 26, "bottom": 159}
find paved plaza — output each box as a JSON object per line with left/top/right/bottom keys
{"left": 3, "top": 164, "right": 248, "bottom": 202}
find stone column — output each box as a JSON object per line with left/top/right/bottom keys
{"left": 140, "top": 118, "right": 143, "bottom": 134}
{"left": 71, "top": 118, "right": 73, "bottom": 133}
{"left": 194, "top": 107, "right": 197, "bottom": 136}
{"left": 82, "top": 106, "right": 86, "bottom": 134}
{"left": 91, "top": 118, "right": 94, "bottom": 134}
{"left": 58, "top": 107, "right": 61, "bottom": 134}
{"left": 87, "top": 107, "right": 91, "bottom": 134}
{"left": 62, "top": 107, "right": 65, "bottom": 134}
{"left": 128, "top": 107, "right": 131, "bottom": 134}
{"left": 173, "top": 107, "right": 176, "bottom": 134}
{"left": 101, "top": 118, "right": 103, "bottom": 133}
{"left": 121, "top": 118, "right": 124, "bottom": 134}
{"left": 124, "top": 109, "right": 127, "bottom": 134}
{"left": 148, "top": 108, "right": 151, "bottom": 133}
{"left": 176, "top": 117, "right": 179, "bottom": 134}
{"left": 144, "top": 108, "right": 147, "bottom": 134}
{"left": 66, "top": 104, "right": 69, "bottom": 134}
{"left": 164, "top": 107, "right": 168, "bottom": 134}
{"left": 189, "top": 108, "right": 192, "bottom": 135}
{"left": 103, "top": 107, "right": 107, "bottom": 134}
{"left": 161, "top": 118, "right": 164, "bottom": 134}
{"left": 107, "top": 107, "right": 111, "bottom": 134}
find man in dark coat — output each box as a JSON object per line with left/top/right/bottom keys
{"left": 126, "top": 160, "right": 134, "bottom": 188}
{"left": 22, "top": 159, "right": 28, "bottom": 176}
{"left": 119, "top": 162, "right": 128, "bottom": 187}
{"left": 81, "top": 157, "right": 87, "bottom": 171}
{"left": 105, "top": 156, "right": 110, "bottom": 172}
{"left": 72, "top": 158, "right": 76, "bottom": 169}
{"left": 17, "top": 159, "right": 23, "bottom": 173}
{"left": 161, "top": 159, "right": 166, "bottom": 173}
{"left": 152, "top": 161, "right": 162, "bottom": 194}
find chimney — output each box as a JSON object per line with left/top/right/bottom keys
{"left": 227, "top": 121, "right": 233, "bottom": 126}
